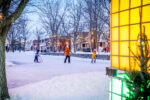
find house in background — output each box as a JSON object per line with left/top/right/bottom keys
{"left": 98, "top": 34, "right": 108, "bottom": 52}
{"left": 31, "top": 40, "right": 40, "bottom": 51}
{"left": 75, "top": 32, "right": 91, "bottom": 52}
{"left": 31, "top": 31, "right": 109, "bottom": 53}
{"left": 33, "top": 36, "right": 72, "bottom": 52}
{"left": 25, "top": 40, "right": 33, "bottom": 50}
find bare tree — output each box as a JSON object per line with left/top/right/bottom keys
{"left": 99, "top": 0, "right": 110, "bottom": 27}
{"left": 7, "top": 16, "right": 29, "bottom": 52}
{"left": 0, "top": 0, "right": 29, "bottom": 99}
{"left": 34, "top": 27, "right": 44, "bottom": 51}
{"left": 82, "top": 0, "right": 110, "bottom": 51}
{"left": 61, "top": 20, "right": 72, "bottom": 36}
{"left": 7, "top": 23, "right": 19, "bottom": 52}
{"left": 18, "top": 16, "right": 29, "bottom": 51}
{"left": 68, "top": 0, "right": 84, "bottom": 53}
{"left": 36, "top": 0, "right": 67, "bottom": 51}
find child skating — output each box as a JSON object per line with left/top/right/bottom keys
{"left": 91, "top": 49, "right": 96, "bottom": 63}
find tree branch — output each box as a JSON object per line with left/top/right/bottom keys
{"left": 0, "top": 0, "right": 29, "bottom": 29}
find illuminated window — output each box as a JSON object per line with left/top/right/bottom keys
{"left": 112, "top": 28, "right": 118, "bottom": 40}
{"left": 130, "top": 8, "right": 140, "bottom": 24}
{"left": 112, "top": 13, "right": 119, "bottom": 27}
{"left": 120, "top": 0, "right": 129, "bottom": 11}
{"left": 112, "top": 0, "right": 119, "bottom": 13}
{"left": 130, "top": 41, "right": 138, "bottom": 56}
{"left": 143, "top": 23, "right": 150, "bottom": 39}
{"left": 120, "top": 57, "right": 129, "bottom": 70}
{"left": 142, "top": 6, "right": 150, "bottom": 22}
{"left": 120, "top": 42, "right": 129, "bottom": 56}
{"left": 131, "top": 0, "right": 141, "bottom": 8}
{"left": 130, "top": 25, "right": 140, "bottom": 40}
{"left": 120, "top": 11, "right": 129, "bottom": 25}
{"left": 111, "top": 42, "right": 118, "bottom": 55}
{"left": 120, "top": 26, "right": 129, "bottom": 40}
{"left": 143, "top": 0, "right": 150, "bottom": 5}
{"left": 111, "top": 56, "right": 119, "bottom": 69}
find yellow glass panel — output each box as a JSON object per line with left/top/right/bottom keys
{"left": 120, "top": 26, "right": 129, "bottom": 40}
{"left": 112, "top": 0, "right": 119, "bottom": 13}
{"left": 130, "top": 25, "right": 140, "bottom": 40}
{"left": 131, "top": 0, "right": 141, "bottom": 8}
{"left": 120, "top": 11, "right": 129, "bottom": 25}
{"left": 148, "top": 41, "right": 150, "bottom": 50}
{"left": 130, "top": 41, "right": 138, "bottom": 56}
{"left": 112, "top": 28, "right": 118, "bottom": 40}
{"left": 143, "top": 0, "right": 150, "bottom": 5}
{"left": 120, "top": 0, "right": 129, "bottom": 11}
{"left": 131, "top": 8, "right": 140, "bottom": 24}
{"left": 112, "top": 42, "right": 118, "bottom": 55}
{"left": 120, "top": 42, "right": 129, "bottom": 56}
{"left": 120, "top": 57, "right": 129, "bottom": 70}
{"left": 142, "top": 24, "right": 150, "bottom": 40}
{"left": 130, "top": 57, "right": 140, "bottom": 71}
{"left": 112, "top": 14, "right": 119, "bottom": 27}
{"left": 142, "top": 6, "right": 150, "bottom": 22}
{"left": 112, "top": 56, "right": 119, "bottom": 69}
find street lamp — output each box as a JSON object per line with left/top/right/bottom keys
{"left": 91, "top": 39, "right": 94, "bottom": 43}
{"left": 57, "top": 41, "right": 60, "bottom": 46}
{"left": 91, "top": 29, "right": 94, "bottom": 35}
{"left": 65, "top": 41, "right": 69, "bottom": 45}
{"left": 0, "top": 13, "right": 3, "bottom": 20}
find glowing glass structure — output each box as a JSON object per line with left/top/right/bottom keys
{"left": 110, "top": 0, "right": 150, "bottom": 71}
{"left": 109, "top": 73, "right": 130, "bottom": 99}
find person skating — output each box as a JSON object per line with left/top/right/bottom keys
{"left": 34, "top": 51, "right": 39, "bottom": 63}
{"left": 91, "top": 49, "right": 96, "bottom": 63}
{"left": 64, "top": 45, "right": 72, "bottom": 63}
{"left": 106, "top": 46, "right": 109, "bottom": 52}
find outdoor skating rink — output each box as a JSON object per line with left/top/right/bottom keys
{"left": 6, "top": 51, "right": 110, "bottom": 100}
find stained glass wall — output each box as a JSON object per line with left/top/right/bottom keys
{"left": 110, "top": 0, "right": 150, "bottom": 71}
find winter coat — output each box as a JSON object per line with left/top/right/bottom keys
{"left": 106, "top": 47, "right": 109, "bottom": 52}
{"left": 64, "top": 47, "right": 71, "bottom": 56}
{"left": 92, "top": 51, "right": 96, "bottom": 58}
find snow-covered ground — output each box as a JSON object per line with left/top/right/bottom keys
{"left": 6, "top": 51, "right": 110, "bottom": 100}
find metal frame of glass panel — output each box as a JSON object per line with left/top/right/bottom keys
{"left": 110, "top": 0, "right": 150, "bottom": 71}
{"left": 109, "top": 73, "right": 150, "bottom": 100}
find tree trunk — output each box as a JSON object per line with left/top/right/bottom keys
{"left": 11, "top": 40, "right": 15, "bottom": 52}
{"left": 24, "top": 42, "right": 26, "bottom": 52}
{"left": 73, "top": 39, "right": 76, "bottom": 53}
{"left": 0, "top": 36, "right": 9, "bottom": 100}
{"left": 0, "top": 24, "right": 11, "bottom": 100}
{"left": 73, "top": 34, "right": 77, "bottom": 53}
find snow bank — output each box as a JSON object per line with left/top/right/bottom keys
{"left": 9, "top": 72, "right": 109, "bottom": 100}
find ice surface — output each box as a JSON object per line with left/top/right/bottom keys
{"left": 6, "top": 51, "right": 110, "bottom": 100}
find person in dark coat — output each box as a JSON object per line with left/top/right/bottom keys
{"left": 34, "top": 51, "right": 39, "bottom": 63}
